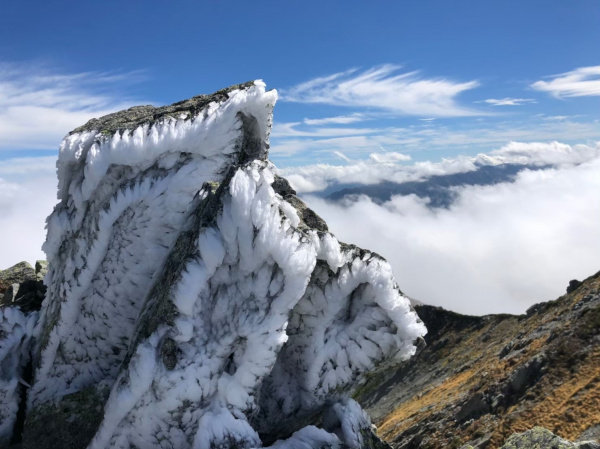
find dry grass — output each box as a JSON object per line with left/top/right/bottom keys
{"left": 498, "top": 350, "right": 600, "bottom": 443}
{"left": 378, "top": 368, "right": 476, "bottom": 439}
{"left": 371, "top": 271, "right": 600, "bottom": 449}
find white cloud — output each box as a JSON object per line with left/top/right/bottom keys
{"left": 368, "top": 152, "right": 411, "bottom": 163}
{"left": 280, "top": 141, "right": 600, "bottom": 193}
{"left": 532, "top": 65, "right": 600, "bottom": 97}
{"left": 480, "top": 98, "right": 536, "bottom": 106}
{"left": 281, "top": 64, "right": 481, "bottom": 117}
{"left": 303, "top": 114, "right": 365, "bottom": 126}
{"left": 333, "top": 151, "right": 351, "bottom": 162}
{"left": 0, "top": 157, "right": 58, "bottom": 269}
{"left": 271, "top": 122, "right": 382, "bottom": 138}
{"left": 0, "top": 63, "right": 144, "bottom": 151}
{"left": 271, "top": 118, "right": 600, "bottom": 160}
{"left": 304, "top": 157, "right": 600, "bottom": 315}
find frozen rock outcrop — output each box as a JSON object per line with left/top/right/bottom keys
{"left": 4, "top": 81, "right": 426, "bottom": 449}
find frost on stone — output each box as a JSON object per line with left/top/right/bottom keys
{"left": 19, "top": 81, "right": 426, "bottom": 449}
{"left": 0, "top": 306, "right": 37, "bottom": 445}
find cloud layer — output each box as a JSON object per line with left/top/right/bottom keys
{"left": 480, "top": 98, "right": 536, "bottom": 106}
{"left": 0, "top": 157, "right": 57, "bottom": 269}
{"left": 304, "top": 156, "right": 600, "bottom": 315}
{"left": 278, "top": 141, "right": 600, "bottom": 315}
{"left": 281, "top": 141, "right": 600, "bottom": 193}
{"left": 281, "top": 65, "right": 480, "bottom": 117}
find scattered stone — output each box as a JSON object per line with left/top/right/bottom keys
{"left": 456, "top": 392, "right": 490, "bottom": 422}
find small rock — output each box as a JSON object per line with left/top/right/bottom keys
{"left": 503, "top": 353, "right": 546, "bottom": 397}
{"left": 456, "top": 392, "right": 490, "bottom": 422}
{"left": 34, "top": 261, "right": 48, "bottom": 281}
{"left": 567, "top": 279, "right": 583, "bottom": 294}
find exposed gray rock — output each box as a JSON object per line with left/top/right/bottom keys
{"left": 456, "top": 392, "right": 490, "bottom": 422}
{"left": 0, "top": 262, "right": 35, "bottom": 297}
{"left": 503, "top": 353, "right": 546, "bottom": 396}
{"left": 579, "top": 426, "right": 600, "bottom": 444}
{"left": 69, "top": 81, "right": 255, "bottom": 137}
{"left": 22, "top": 384, "right": 110, "bottom": 449}
{"left": 500, "top": 427, "right": 599, "bottom": 449}
{"left": 34, "top": 261, "right": 48, "bottom": 281}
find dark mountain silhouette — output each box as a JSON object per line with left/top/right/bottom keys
{"left": 325, "top": 164, "right": 548, "bottom": 208}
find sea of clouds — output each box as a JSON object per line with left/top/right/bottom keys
{"left": 282, "top": 141, "right": 600, "bottom": 315}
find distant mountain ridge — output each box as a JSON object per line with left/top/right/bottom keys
{"left": 324, "top": 163, "right": 548, "bottom": 208}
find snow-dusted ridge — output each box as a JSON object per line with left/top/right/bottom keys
{"left": 1, "top": 81, "right": 426, "bottom": 449}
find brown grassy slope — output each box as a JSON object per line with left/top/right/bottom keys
{"left": 354, "top": 271, "right": 600, "bottom": 449}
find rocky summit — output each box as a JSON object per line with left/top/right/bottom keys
{"left": 0, "top": 81, "right": 598, "bottom": 449}
{"left": 0, "top": 82, "right": 425, "bottom": 449}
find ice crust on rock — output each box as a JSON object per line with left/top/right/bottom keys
{"left": 0, "top": 307, "right": 37, "bottom": 445}
{"left": 31, "top": 81, "right": 276, "bottom": 407}
{"left": 10, "top": 81, "right": 426, "bottom": 448}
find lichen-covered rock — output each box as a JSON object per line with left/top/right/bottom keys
{"left": 500, "top": 427, "right": 599, "bottom": 449}
{"left": 0, "top": 262, "right": 35, "bottom": 297}
{"left": 2, "top": 81, "right": 425, "bottom": 449}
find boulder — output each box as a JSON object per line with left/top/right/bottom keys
{"left": 0, "top": 262, "right": 35, "bottom": 296}
{"left": 500, "top": 427, "right": 599, "bottom": 449}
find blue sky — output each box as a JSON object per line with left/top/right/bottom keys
{"left": 1, "top": 0, "right": 599, "bottom": 166}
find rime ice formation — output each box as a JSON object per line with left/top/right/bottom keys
{"left": 2, "top": 81, "right": 426, "bottom": 449}
{"left": 0, "top": 307, "right": 37, "bottom": 445}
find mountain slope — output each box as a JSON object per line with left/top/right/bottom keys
{"left": 355, "top": 271, "right": 600, "bottom": 448}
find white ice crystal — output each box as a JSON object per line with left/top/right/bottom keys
{"left": 19, "top": 81, "right": 426, "bottom": 449}
{"left": 0, "top": 307, "right": 38, "bottom": 445}
{"left": 88, "top": 161, "right": 425, "bottom": 449}
{"left": 31, "top": 81, "right": 277, "bottom": 407}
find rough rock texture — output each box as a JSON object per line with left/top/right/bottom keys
{"left": 34, "top": 261, "right": 48, "bottom": 282}
{"left": 21, "top": 384, "right": 110, "bottom": 449}
{"left": 499, "top": 427, "right": 600, "bottom": 449}
{"left": 2, "top": 279, "right": 46, "bottom": 314}
{"left": 0, "top": 262, "right": 35, "bottom": 297}
{"left": 1, "top": 82, "right": 425, "bottom": 449}
{"left": 354, "top": 272, "right": 600, "bottom": 448}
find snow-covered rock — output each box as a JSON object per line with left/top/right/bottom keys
{"left": 3, "top": 81, "right": 426, "bottom": 449}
